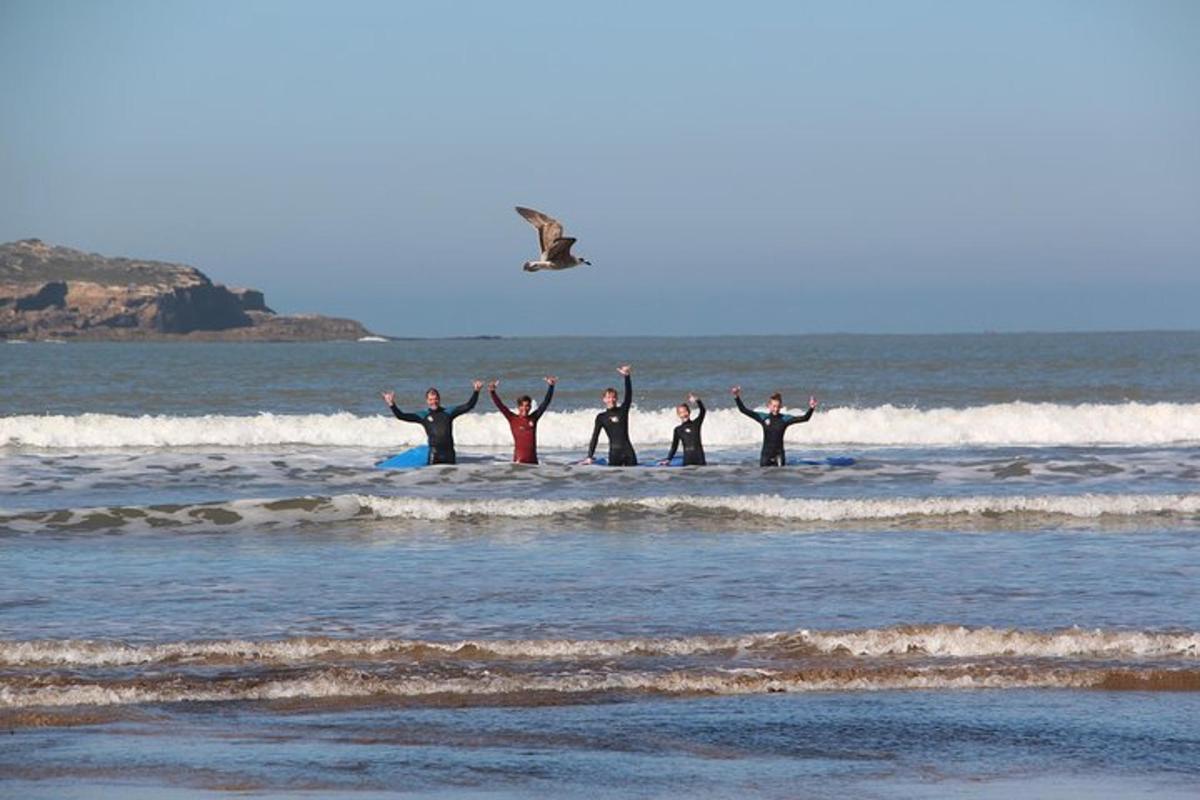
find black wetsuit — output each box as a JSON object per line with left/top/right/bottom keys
{"left": 666, "top": 399, "right": 706, "bottom": 466}
{"left": 390, "top": 390, "right": 479, "bottom": 465}
{"left": 736, "top": 396, "right": 813, "bottom": 466}
{"left": 587, "top": 373, "right": 637, "bottom": 466}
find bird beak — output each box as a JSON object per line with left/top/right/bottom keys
{"left": 584, "top": 260, "right": 592, "bottom": 266}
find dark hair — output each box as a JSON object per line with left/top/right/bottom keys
{"left": 517, "top": 395, "right": 533, "bottom": 405}
{"left": 604, "top": 387, "right": 618, "bottom": 396}
{"left": 426, "top": 387, "right": 440, "bottom": 397}
{"left": 676, "top": 403, "right": 690, "bottom": 413}
{"left": 769, "top": 392, "right": 782, "bottom": 403}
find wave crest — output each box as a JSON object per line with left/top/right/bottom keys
{"left": 4, "top": 401, "right": 1200, "bottom": 449}
{"left": 4, "top": 625, "right": 1195, "bottom": 667}
{"left": 4, "top": 492, "right": 1198, "bottom": 532}
{"left": 4, "top": 665, "right": 1198, "bottom": 709}
{"left": 355, "top": 492, "right": 1200, "bottom": 522}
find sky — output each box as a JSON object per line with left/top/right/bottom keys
{"left": 1, "top": 0, "right": 1197, "bottom": 336}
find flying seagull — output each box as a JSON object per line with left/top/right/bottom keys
{"left": 515, "top": 206, "right": 591, "bottom": 272}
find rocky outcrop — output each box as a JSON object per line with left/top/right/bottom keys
{"left": 0, "top": 239, "right": 374, "bottom": 341}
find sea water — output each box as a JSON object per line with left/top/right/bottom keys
{"left": 1, "top": 333, "right": 1198, "bottom": 798}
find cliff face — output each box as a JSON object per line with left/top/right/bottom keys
{"left": 0, "top": 239, "right": 372, "bottom": 341}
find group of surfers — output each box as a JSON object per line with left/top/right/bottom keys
{"left": 380, "top": 365, "right": 818, "bottom": 468}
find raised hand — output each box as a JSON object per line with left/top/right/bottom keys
{"left": 617, "top": 364, "right": 631, "bottom": 376}
{"left": 472, "top": 380, "right": 484, "bottom": 392}
{"left": 545, "top": 375, "right": 557, "bottom": 386}
{"left": 731, "top": 385, "right": 741, "bottom": 397}
{"left": 688, "top": 393, "right": 698, "bottom": 404}
{"left": 381, "top": 390, "right": 396, "bottom": 407}
{"left": 487, "top": 380, "right": 499, "bottom": 392}
{"left": 809, "top": 395, "right": 818, "bottom": 409}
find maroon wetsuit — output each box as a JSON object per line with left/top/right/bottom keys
{"left": 491, "top": 384, "right": 554, "bottom": 464}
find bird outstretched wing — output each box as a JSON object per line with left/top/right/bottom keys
{"left": 544, "top": 237, "right": 576, "bottom": 262}
{"left": 515, "top": 206, "right": 564, "bottom": 257}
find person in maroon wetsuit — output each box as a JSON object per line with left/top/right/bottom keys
{"left": 488, "top": 376, "right": 556, "bottom": 464}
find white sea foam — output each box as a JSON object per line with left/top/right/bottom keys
{"left": 355, "top": 492, "right": 1200, "bottom": 522}
{"left": 0, "top": 666, "right": 1116, "bottom": 708}
{"left": 4, "top": 492, "right": 1198, "bottom": 533}
{"left": 0, "top": 634, "right": 749, "bottom": 667}
{"left": 788, "top": 625, "right": 1200, "bottom": 659}
{"left": 3, "top": 626, "right": 1195, "bottom": 667}
{"left": 4, "top": 401, "right": 1200, "bottom": 449}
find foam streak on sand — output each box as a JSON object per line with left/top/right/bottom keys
{"left": 4, "top": 401, "right": 1200, "bottom": 449}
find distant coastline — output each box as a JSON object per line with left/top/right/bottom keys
{"left": 0, "top": 239, "right": 375, "bottom": 342}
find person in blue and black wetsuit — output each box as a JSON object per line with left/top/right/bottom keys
{"left": 381, "top": 381, "right": 482, "bottom": 465}
{"left": 732, "top": 386, "right": 818, "bottom": 466}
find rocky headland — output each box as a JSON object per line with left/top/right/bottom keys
{"left": 0, "top": 239, "right": 374, "bottom": 341}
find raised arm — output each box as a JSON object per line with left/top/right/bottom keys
{"left": 694, "top": 397, "right": 706, "bottom": 426}
{"left": 785, "top": 396, "right": 818, "bottom": 426}
{"left": 389, "top": 405, "right": 424, "bottom": 423}
{"left": 382, "top": 390, "right": 423, "bottom": 423}
{"left": 734, "top": 394, "right": 761, "bottom": 422}
{"left": 449, "top": 382, "right": 482, "bottom": 419}
{"left": 531, "top": 379, "right": 555, "bottom": 421}
{"left": 785, "top": 407, "right": 814, "bottom": 426}
{"left": 586, "top": 415, "right": 603, "bottom": 460}
{"left": 489, "top": 381, "right": 514, "bottom": 420}
{"left": 620, "top": 371, "right": 633, "bottom": 412}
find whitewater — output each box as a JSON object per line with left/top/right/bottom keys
{"left": 4, "top": 400, "right": 1200, "bottom": 450}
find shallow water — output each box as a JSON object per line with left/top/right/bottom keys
{"left": 2, "top": 332, "right": 1199, "bottom": 796}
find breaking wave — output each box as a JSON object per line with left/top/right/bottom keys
{"left": 3, "top": 625, "right": 1196, "bottom": 668}
{"left": 7, "top": 667, "right": 1185, "bottom": 709}
{"left": 5, "top": 624, "right": 1198, "bottom": 709}
{"left": 4, "top": 663, "right": 1198, "bottom": 710}
{"left": 355, "top": 492, "right": 1200, "bottom": 523}
{"left": 4, "top": 401, "right": 1200, "bottom": 449}
{"left": 3, "top": 492, "right": 1199, "bottom": 532}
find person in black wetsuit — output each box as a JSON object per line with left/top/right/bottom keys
{"left": 660, "top": 393, "right": 706, "bottom": 466}
{"left": 584, "top": 365, "right": 637, "bottom": 466}
{"left": 732, "top": 386, "right": 818, "bottom": 466}
{"left": 381, "top": 381, "right": 482, "bottom": 465}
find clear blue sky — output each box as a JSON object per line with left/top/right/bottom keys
{"left": 2, "top": 0, "right": 1197, "bottom": 335}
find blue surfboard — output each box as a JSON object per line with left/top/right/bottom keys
{"left": 651, "top": 456, "right": 685, "bottom": 467}
{"left": 375, "top": 445, "right": 430, "bottom": 469}
{"left": 590, "top": 456, "right": 684, "bottom": 467}
{"left": 795, "top": 456, "right": 856, "bottom": 467}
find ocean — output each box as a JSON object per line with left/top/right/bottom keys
{"left": 2, "top": 332, "right": 1198, "bottom": 798}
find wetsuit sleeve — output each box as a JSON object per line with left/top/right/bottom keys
{"left": 620, "top": 373, "right": 632, "bottom": 412}
{"left": 490, "top": 390, "right": 514, "bottom": 420}
{"left": 449, "top": 390, "right": 479, "bottom": 419}
{"left": 531, "top": 383, "right": 554, "bottom": 422}
{"left": 389, "top": 404, "right": 423, "bottom": 423}
{"left": 666, "top": 428, "right": 682, "bottom": 461}
{"left": 695, "top": 399, "right": 706, "bottom": 426}
{"left": 735, "top": 396, "right": 762, "bottom": 424}
{"left": 587, "top": 414, "right": 603, "bottom": 459}
{"left": 785, "top": 407, "right": 815, "bottom": 426}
